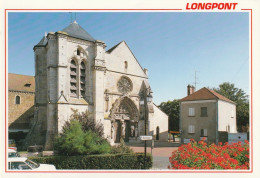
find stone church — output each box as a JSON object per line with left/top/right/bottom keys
{"left": 28, "top": 21, "right": 168, "bottom": 150}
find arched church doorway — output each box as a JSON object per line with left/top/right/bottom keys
{"left": 111, "top": 97, "right": 139, "bottom": 143}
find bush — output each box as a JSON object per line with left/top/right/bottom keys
{"left": 54, "top": 120, "right": 111, "bottom": 156}
{"left": 169, "top": 139, "right": 249, "bottom": 169}
{"left": 64, "top": 109, "right": 104, "bottom": 137}
{"left": 30, "top": 153, "right": 152, "bottom": 169}
{"left": 111, "top": 139, "right": 134, "bottom": 154}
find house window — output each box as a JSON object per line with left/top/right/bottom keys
{"left": 188, "top": 125, "right": 195, "bottom": 133}
{"left": 70, "top": 59, "right": 77, "bottom": 97}
{"left": 201, "top": 129, "right": 207, "bottom": 136}
{"left": 80, "top": 61, "right": 86, "bottom": 97}
{"left": 201, "top": 107, "right": 207, "bottom": 117}
{"left": 15, "top": 96, "right": 20, "bottom": 104}
{"left": 188, "top": 108, "right": 195, "bottom": 116}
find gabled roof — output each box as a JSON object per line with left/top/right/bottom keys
{"left": 180, "top": 87, "right": 236, "bottom": 104}
{"left": 61, "top": 21, "right": 95, "bottom": 42}
{"left": 106, "top": 41, "right": 147, "bottom": 77}
{"left": 8, "top": 73, "right": 35, "bottom": 93}
{"left": 106, "top": 41, "right": 123, "bottom": 53}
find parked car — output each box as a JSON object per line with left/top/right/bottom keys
{"left": 8, "top": 149, "right": 20, "bottom": 158}
{"left": 8, "top": 157, "right": 56, "bottom": 171}
{"left": 8, "top": 139, "right": 17, "bottom": 151}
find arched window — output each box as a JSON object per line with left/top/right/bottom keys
{"left": 80, "top": 61, "right": 86, "bottom": 97}
{"left": 124, "top": 61, "right": 128, "bottom": 70}
{"left": 70, "top": 59, "right": 77, "bottom": 97}
{"left": 77, "top": 49, "right": 80, "bottom": 56}
{"left": 15, "top": 96, "right": 20, "bottom": 104}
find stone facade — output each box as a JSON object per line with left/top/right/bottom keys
{"left": 8, "top": 91, "right": 34, "bottom": 129}
{"left": 8, "top": 74, "right": 35, "bottom": 144}
{"left": 28, "top": 22, "right": 168, "bottom": 150}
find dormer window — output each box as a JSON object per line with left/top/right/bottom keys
{"left": 24, "top": 83, "right": 31, "bottom": 87}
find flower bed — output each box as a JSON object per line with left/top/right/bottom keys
{"left": 169, "top": 139, "right": 249, "bottom": 169}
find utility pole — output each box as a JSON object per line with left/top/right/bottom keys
{"left": 194, "top": 70, "right": 199, "bottom": 91}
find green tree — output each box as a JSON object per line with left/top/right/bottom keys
{"left": 213, "top": 82, "right": 249, "bottom": 132}
{"left": 158, "top": 100, "right": 180, "bottom": 131}
{"left": 63, "top": 109, "right": 104, "bottom": 137}
{"left": 54, "top": 119, "right": 111, "bottom": 156}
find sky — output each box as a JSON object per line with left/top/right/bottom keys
{"left": 8, "top": 12, "right": 249, "bottom": 105}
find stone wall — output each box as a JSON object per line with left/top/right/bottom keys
{"left": 8, "top": 91, "right": 34, "bottom": 130}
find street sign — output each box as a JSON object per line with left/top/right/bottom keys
{"left": 139, "top": 135, "right": 153, "bottom": 141}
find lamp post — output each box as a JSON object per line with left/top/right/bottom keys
{"left": 140, "top": 85, "right": 153, "bottom": 169}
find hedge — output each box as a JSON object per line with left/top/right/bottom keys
{"left": 30, "top": 153, "right": 152, "bottom": 169}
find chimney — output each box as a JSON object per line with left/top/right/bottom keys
{"left": 187, "top": 85, "right": 195, "bottom": 96}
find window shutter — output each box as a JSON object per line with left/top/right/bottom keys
{"left": 204, "top": 129, "right": 207, "bottom": 136}
{"left": 188, "top": 125, "right": 195, "bottom": 133}
{"left": 188, "top": 108, "right": 195, "bottom": 116}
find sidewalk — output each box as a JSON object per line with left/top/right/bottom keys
{"left": 130, "top": 144, "right": 179, "bottom": 170}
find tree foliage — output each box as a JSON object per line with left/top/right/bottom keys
{"left": 110, "top": 139, "right": 134, "bottom": 154}
{"left": 54, "top": 110, "right": 111, "bottom": 156}
{"left": 158, "top": 99, "right": 180, "bottom": 131}
{"left": 213, "top": 82, "right": 249, "bottom": 132}
{"left": 63, "top": 109, "right": 104, "bottom": 137}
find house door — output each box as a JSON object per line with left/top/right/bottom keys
{"left": 156, "top": 126, "right": 160, "bottom": 140}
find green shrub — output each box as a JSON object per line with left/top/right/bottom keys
{"left": 54, "top": 120, "right": 111, "bottom": 156}
{"left": 110, "top": 139, "right": 134, "bottom": 154}
{"left": 30, "top": 153, "right": 152, "bottom": 169}
{"left": 64, "top": 109, "right": 104, "bottom": 137}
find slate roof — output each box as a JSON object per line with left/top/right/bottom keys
{"left": 180, "top": 87, "right": 236, "bottom": 104}
{"left": 34, "top": 21, "right": 95, "bottom": 48}
{"left": 61, "top": 21, "right": 95, "bottom": 42}
{"left": 106, "top": 41, "right": 123, "bottom": 53}
{"left": 35, "top": 36, "right": 48, "bottom": 47}
{"left": 8, "top": 73, "right": 35, "bottom": 93}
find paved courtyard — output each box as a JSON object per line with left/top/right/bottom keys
{"left": 129, "top": 142, "right": 180, "bottom": 170}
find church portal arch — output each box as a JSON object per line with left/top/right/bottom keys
{"left": 110, "top": 96, "right": 139, "bottom": 143}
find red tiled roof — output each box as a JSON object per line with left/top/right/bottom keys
{"left": 8, "top": 73, "right": 35, "bottom": 93}
{"left": 180, "top": 87, "right": 236, "bottom": 104}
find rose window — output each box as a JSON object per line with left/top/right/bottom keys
{"left": 117, "top": 77, "right": 132, "bottom": 94}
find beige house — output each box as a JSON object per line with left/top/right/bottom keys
{"left": 24, "top": 21, "right": 168, "bottom": 149}
{"left": 8, "top": 73, "right": 35, "bottom": 144}
{"left": 180, "top": 85, "right": 237, "bottom": 144}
